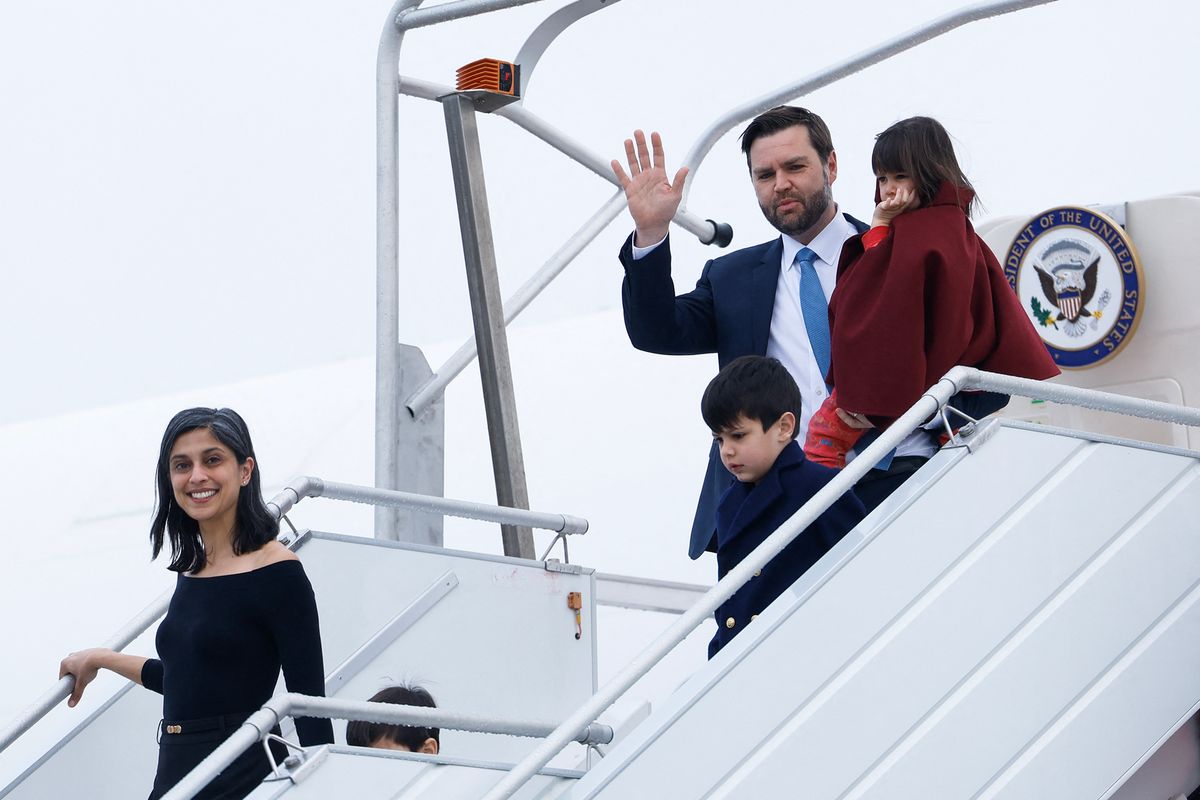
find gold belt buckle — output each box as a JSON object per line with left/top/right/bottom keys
{"left": 166, "top": 724, "right": 182, "bottom": 734}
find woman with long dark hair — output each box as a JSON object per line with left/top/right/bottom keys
{"left": 59, "top": 407, "right": 334, "bottom": 799}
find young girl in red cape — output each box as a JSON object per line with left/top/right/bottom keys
{"left": 804, "top": 116, "right": 1059, "bottom": 468}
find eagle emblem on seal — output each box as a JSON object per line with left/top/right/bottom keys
{"left": 1029, "top": 239, "right": 1110, "bottom": 338}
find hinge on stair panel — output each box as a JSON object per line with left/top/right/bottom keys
{"left": 943, "top": 417, "right": 1002, "bottom": 454}
{"left": 277, "top": 526, "right": 312, "bottom": 552}
{"left": 263, "top": 736, "right": 329, "bottom": 785}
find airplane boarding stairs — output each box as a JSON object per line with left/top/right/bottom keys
{"left": 556, "top": 418, "right": 1200, "bottom": 799}
{"left": 3, "top": 383, "right": 1200, "bottom": 798}
{"left": 226, "top": 415, "right": 1200, "bottom": 799}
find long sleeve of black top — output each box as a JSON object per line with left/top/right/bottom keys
{"left": 142, "top": 559, "right": 334, "bottom": 746}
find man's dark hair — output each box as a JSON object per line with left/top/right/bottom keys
{"left": 150, "top": 407, "right": 277, "bottom": 573}
{"left": 346, "top": 685, "right": 439, "bottom": 751}
{"left": 872, "top": 115, "right": 978, "bottom": 215}
{"left": 739, "top": 106, "right": 835, "bottom": 166}
{"left": 701, "top": 356, "right": 802, "bottom": 439}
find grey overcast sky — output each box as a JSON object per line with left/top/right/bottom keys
{"left": 2, "top": 0, "right": 1196, "bottom": 424}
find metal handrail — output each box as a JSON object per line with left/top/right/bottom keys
{"left": 678, "top": 0, "right": 1058, "bottom": 196}
{"left": 479, "top": 367, "right": 1200, "bottom": 799}
{"left": 266, "top": 476, "right": 589, "bottom": 535}
{"left": 512, "top": 0, "right": 618, "bottom": 97}
{"left": 958, "top": 369, "right": 1200, "bottom": 427}
{"left": 160, "top": 692, "right": 614, "bottom": 800}
{"left": 395, "top": 0, "right": 545, "bottom": 31}
{"left": 0, "top": 588, "right": 174, "bottom": 755}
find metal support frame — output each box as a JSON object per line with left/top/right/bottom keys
{"left": 479, "top": 367, "right": 1200, "bottom": 799}
{"left": 375, "top": 0, "right": 1061, "bottom": 496}
{"left": 374, "top": 0, "right": 424, "bottom": 541}
{"left": 375, "top": 0, "right": 722, "bottom": 548}
{"left": 380, "top": 343, "right": 445, "bottom": 544}
{"left": 404, "top": 190, "right": 627, "bottom": 418}
{"left": 512, "top": 0, "right": 622, "bottom": 95}
{"left": 266, "top": 476, "right": 589, "bottom": 536}
{"left": 159, "top": 693, "right": 614, "bottom": 800}
{"left": 677, "top": 0, "right": 1059, "bottom": 197}
{"left": 443, "top": 92, "right": 536, "bottom": 559}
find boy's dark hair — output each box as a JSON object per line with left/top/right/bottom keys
{"left": 346, "top": 685, "right": 439, "bottom": 751}
{"left": 150, "top": 407, "right": 277, "bottom": 573}
{"left": 701, "top": 356, "right": 802, "bottom": 438}
{"left": 871, "top": 116, "right": 978, "bottom": 216}
{"left": 739, "top": 106, "right": 835, "bottom": 167}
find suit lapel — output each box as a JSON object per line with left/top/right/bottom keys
{"left": 750, "top": 238, "right": 783, "bottom": 357}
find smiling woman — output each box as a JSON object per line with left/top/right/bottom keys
{"left": 57, "top": 408, "right": 335, "bottom": 800}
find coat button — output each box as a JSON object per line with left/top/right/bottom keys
{"left": 751, "top": 614, "right": 759, "bottom": 621}
{"left": 753, "top": 569, "right": 761, "bottom": 577}
{"left": 725, "top": 617, "right": 736, "bottom": 629}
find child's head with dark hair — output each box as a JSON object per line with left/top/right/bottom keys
{"left": 346, "top": 685, "right": 439, "bottom": 754}
{"left": 702, "top": 356, "right": 802, "bottom": 484}
{"left": 871, "top": 116, "right": 977, "bottom": 216}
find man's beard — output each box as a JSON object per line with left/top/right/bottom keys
{"left": 761, "top": 176, "right": 833, "bottom": 237}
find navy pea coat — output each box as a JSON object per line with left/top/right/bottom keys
{"left": 708, "top": 441, "right": 865, "bottom": 658}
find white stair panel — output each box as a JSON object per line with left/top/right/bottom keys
{"left": 562, "top": 423, "right": 1200, "bottom": 800}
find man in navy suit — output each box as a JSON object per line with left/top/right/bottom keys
{"left": 612, "top": 106, "right": 943, "bottom": 560}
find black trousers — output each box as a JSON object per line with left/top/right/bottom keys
{"left": 148, "top": 714, "right": 285, "bottom": 800}
{"left": 852, "top": 456, "right": 929, "bottom": 514}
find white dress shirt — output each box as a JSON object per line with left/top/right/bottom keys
{"left": 767, "top": 214, "right": 850, "bottom": 438}
{"left": 631, "top": 215, "right": 936, "bottom": 460}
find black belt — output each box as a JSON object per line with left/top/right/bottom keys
{"left": 159, "top": 712, "right": 250, "bottom": 740}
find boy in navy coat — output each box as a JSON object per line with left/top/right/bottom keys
{"left": 702, "top": 356, "right": 866, "bottom": 658}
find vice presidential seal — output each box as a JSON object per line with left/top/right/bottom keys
{"left": 1003, "top": 206, "right": 1143, "bottom": 369}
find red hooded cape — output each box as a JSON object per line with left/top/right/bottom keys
{"left": 828, "top": 182, "right": 1059, "bottom": 426}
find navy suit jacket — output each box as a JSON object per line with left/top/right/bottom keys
{"left": 707, "top": 441, "right": 865, "bottom": 658}
{"left": 620, "top": 216, "right": 868, "bottom": 559}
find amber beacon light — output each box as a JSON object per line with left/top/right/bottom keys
{"left": 456, "top": 58, "right": 521, "bottom": 96}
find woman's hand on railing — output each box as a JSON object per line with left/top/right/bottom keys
{"left": 58, "top": 648, "right": 148, "bottom": 708}
{"left": 58, "top": 648, "right": 108, "bottom": 707}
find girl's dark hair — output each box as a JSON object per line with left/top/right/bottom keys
{"left": 150, "top": 407, "right": 277, "bottom": 573}
{"left": 871, "top": 116, "right": 977, "bottom": 216}
{"left": 346, "top": 685, "right": 440, "bottom": 750}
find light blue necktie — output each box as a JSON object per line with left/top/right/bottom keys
{"left": 796, "top": 247, "right": 830, "bottom": 381}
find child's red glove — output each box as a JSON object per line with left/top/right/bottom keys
{"left": 804, "top": 394, "right": 866, "bottom": 469}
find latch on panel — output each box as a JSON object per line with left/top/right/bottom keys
{"left": 567, "top": 591, "right": 583, "bottom": 640}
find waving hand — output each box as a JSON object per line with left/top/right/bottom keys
{"left": 611, "top": 130, "right": 689, "bottom": 247}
